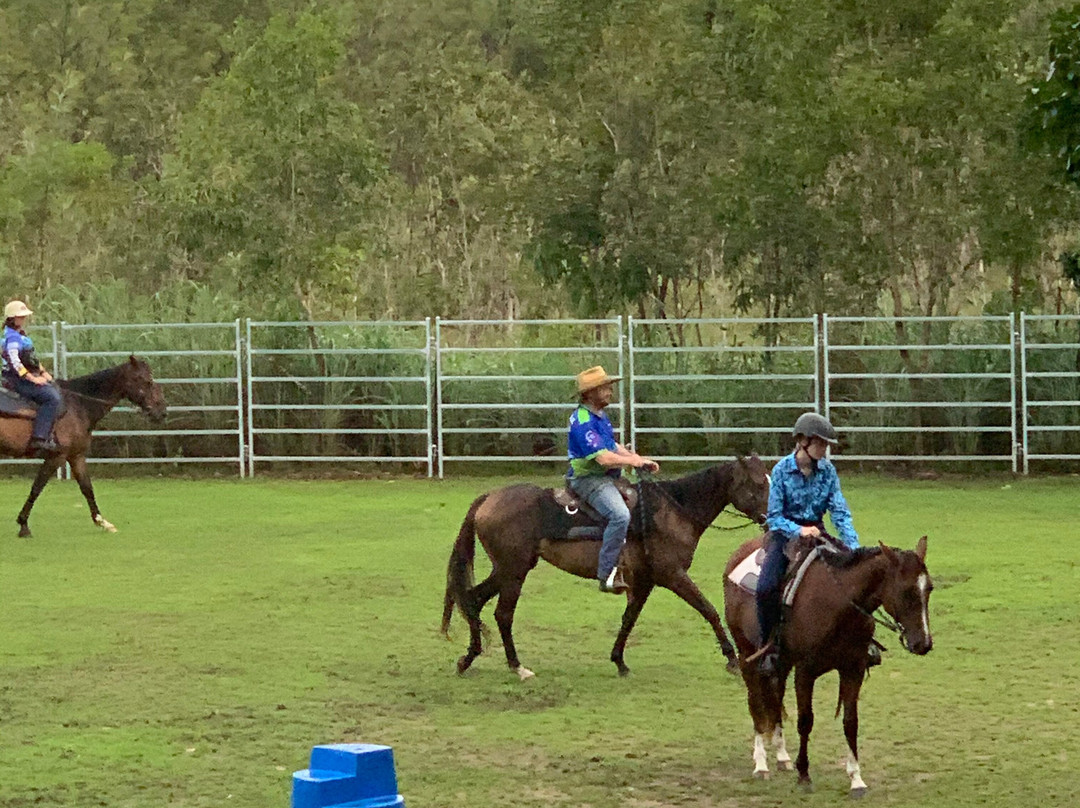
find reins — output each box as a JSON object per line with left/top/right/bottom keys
{"left": 637, "top": 467, "right": 763, "bottom": 534}
{"left": 707, "top": 508, "right": 761, "bottom": 532}
{"left": 63, "top": 388, "right": 120, "bottom": 407}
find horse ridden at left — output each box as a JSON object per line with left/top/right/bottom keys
{"left": 1, "top": 300, "right": 167, "bottom": 537}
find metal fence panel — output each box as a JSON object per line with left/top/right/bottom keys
{"left": 628, "top": 317, "right": 818, "bottom": 462}
{"left": 435, "top": 318, "right": 623, "bottom": 477}
{"left": 58, "top": 321, "right": 245, "bottom": 473}
{"left": 823, "top": 315, "right": 1016, "bottom": 468}
{"left": 5, "top": 313, "right": 1080, "bottom": 476}
{"left": 1020, "top": 313, "right": 1080, "bottom": 472}
{"left": 246, "top": 320, "right": 432, "bottom": 475}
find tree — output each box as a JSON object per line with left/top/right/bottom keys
{"left": 164, "top": 9, "right": 383, "bottom": 318}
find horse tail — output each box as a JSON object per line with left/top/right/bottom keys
{"left": 441, "top": 493, "right": 488, "bottom": 637}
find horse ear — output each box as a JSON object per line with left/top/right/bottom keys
{"left": 915, "top": 535, "right": 927, "bottom": 562}
{"left": 878, "top": 541, "right": 900, "bottom": 565}
{"left": 129, "top": 354, "right": 138, "bottom": 366}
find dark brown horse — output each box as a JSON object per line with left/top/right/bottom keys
{"left": 0, "top": 356, "right": 167, "bottom": 537}
{"left": 723, "top": 535, "right": 933, "bottom": 796}
{"left": 441, "top": 457, "right": 770, "bottom": 680}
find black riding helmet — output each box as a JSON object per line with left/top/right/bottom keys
{"left": 793, "top": 412, "right": 839, "bottom": 445}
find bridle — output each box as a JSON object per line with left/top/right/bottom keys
{"left": 64, "top": 385, "right": 155, "bottom": 415}
{"left": 637, "top": 467, "right": 768, "bottom": 534}
{"left": 819, "top": 547, "right": 911, "bottom": 646}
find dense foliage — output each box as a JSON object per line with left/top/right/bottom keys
{"left": 3, "top": 0, "right": 1080, "bottom": 324}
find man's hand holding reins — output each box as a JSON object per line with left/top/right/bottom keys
{"left": 595, "top": 446, "right": 660, "bottom": 474}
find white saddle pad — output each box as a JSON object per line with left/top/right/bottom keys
{"left": 728, "top": 548, "right": 767, "bottom": 594}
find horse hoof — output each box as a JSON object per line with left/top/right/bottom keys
{"left": 850, "top": 787, "right": 867, "bottom": 799}
{"left": 777, "top": 759, "right": 794, "bottom": 771}
{"left": 94, "top": 516, "right": 117, "bottom": 533}
{"left": 17, "top": 525, "right": 31, "bottom": 538}
{"left": 753, "top": 770, "right": 770, "bottom": 780}
{"left": 725, "top": 657, "right": 741, "bottom": 675}
{"left": 515, "top": 666, "right": 535, "bottom": 681}
{"left": 798, "top": 779, "right": 813, "bottom": 793}
{"left": 456, "top": 656, "right": 473, "bottom": 675}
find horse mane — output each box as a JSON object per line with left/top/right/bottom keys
{"left": 655, "top": 464, "right": 726, "bottom": 509}
{"left": 819, "top": 545, "right": 882, "bottom": 569}
{"left": 57, "top": 365, "right": 123, "bottom": 395}
{"left": 646, "top": 463, "right": 732, "bottom": 530}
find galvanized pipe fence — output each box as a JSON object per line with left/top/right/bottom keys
{"left": 1, "top": 315, "right": 1077, "bottom": 476}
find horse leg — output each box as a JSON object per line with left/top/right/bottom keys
{"left": 16, "top": 455, "right": 65, "bottom": 538}
{"left": 746, "top": 661, "right": 789, "bottom": 778}
{"left": 662, "top": 571, "right": 739, "bottom": 672}
{"left": 493, "top": 578, "right": 533, "bottom": 680}
{"left": 609, "top": 578, "right": 654, "bottom": 677}
{"left": 456, "top": 575, "right": 499, "bottom": 675}
{"left": 793, "top": 667, "right": 817, "bottom": 789}
{"left": 769, "top": 665, "right": 793, "bottom": 771}
{"left": 773, "top": 723, "right": 793, "bottom": 771}
{"left": 839, "top": 671, "right": 868, "bottom": 798}
{"left": 69, "top": 454, "right": 115, "bottom": 532}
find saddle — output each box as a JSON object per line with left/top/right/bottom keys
{"left": 0, "top": 381, "right": 67, "bottom": 421}
{"left": 727, "top": 534, "right": 845, "bottom": 604}
{"left": 0, "top": 385, "right": 39, "bottom": 419}
{"left": 543, "top": 477, "right": 640, "bottom": 541}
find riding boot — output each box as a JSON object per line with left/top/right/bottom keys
{"left": 29, "top": 436, "right": 59, "bottom": 455}
{"left": 599, "top": 566, "right": 629, "bottom": 594}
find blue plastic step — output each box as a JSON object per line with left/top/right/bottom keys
{"left": 292, "top": 743, "right": 405, "bottom": 808}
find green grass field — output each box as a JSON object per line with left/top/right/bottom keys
{"left": 0, "top": 473, "right": 1077, "bottom": 807}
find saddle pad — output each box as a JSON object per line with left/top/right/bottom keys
{"left": 727, "top": 545, "right": 824, "bottom": 604}
{"left": 728, "top": 548, "right": 767, "bottom": 593}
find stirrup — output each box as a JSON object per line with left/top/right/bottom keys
{"left": 743, "top": 640, "right": 775, "bottom": 666}
{"left": 598, "top": 567, "right": 629, "bottom": 594}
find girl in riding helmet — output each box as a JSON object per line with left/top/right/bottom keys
{"left": 2, "top": 300, "right": 61, "bottom": 454}
{"left": 755, "top": 412, "right": 878, "bottom": 671}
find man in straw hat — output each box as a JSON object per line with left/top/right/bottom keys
{"left": 567, "top": 365, "right": 659, "bottom": 593}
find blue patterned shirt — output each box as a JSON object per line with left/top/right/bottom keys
{"left": 767, "top": 452, "right": 859, "bottom": 549}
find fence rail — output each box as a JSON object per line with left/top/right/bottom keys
{"left": 1, "top": 315, "right": 1077, "bottom": 476}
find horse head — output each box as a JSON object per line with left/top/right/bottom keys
{"left": 877, "top": 536, "right": 933, "bottom": 655}
{"left": 732, "top": 454, "right": 770, "bottom": 525}
{"left": 119, "top": 356, "right": 167, "bottom": 422}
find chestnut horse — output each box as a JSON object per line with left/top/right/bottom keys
{"left": 441, "top": 457, "right": 770, "bottom": 680}
{"left": 0, "top": 356, "right": 167, "bottom": 537}
{"left": 723, "top": 535, "right": 933, "bottom": 796}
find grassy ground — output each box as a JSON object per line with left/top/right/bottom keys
{"left": 0, "top": 473, "right": 1076, "bottom": 807}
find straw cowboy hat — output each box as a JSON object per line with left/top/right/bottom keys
{"left": 4, "top": 300, "right": 32, "bottom": 318}
{"left": 576, "top": 365, "right": 621, "bottom": 394}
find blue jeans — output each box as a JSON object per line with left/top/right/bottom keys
{"left": 569, "top": 474, "right": 631, "bottom": 580}
{"left": 755, "top": 531, "right": 791, "bottom": 646}
{"left": 9, "top": 376, "right": 62, "bottom": 440}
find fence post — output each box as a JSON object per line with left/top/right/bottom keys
{"left": 245, "top": 318, "right": 255, "bottom": 477}
{"left": 627, "top": 315, "right": 636, "bottom": 451}
{"left": 817, "top": 313, "right": 828, "bottom": 418}
{"left": 1017, "top": 311, "right": 1028, "bottom": 475}
{"left": 434, "top": 316, "right": 444, "bottom": 479}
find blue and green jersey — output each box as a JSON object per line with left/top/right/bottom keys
{"left": 566, "top": 405, "right": 619, "bottom": 478}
